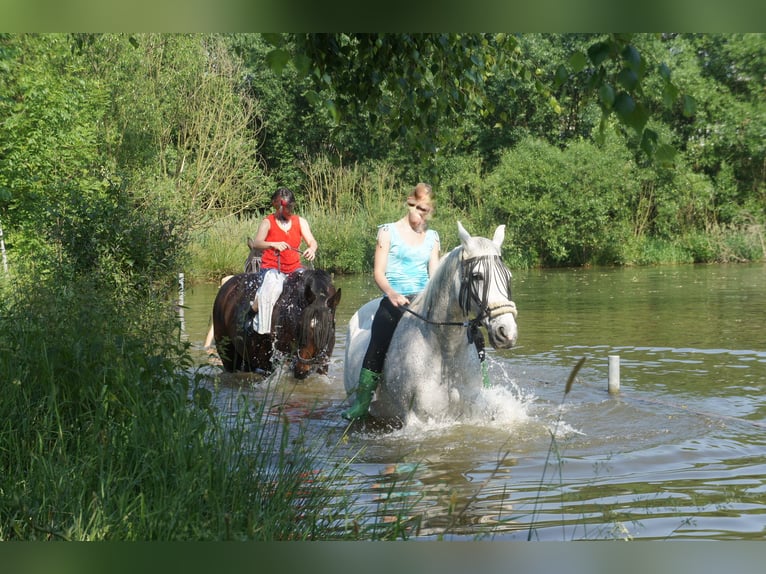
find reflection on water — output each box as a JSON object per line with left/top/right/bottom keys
{"left": 180, "top": 263, "right": 766, "bottom": 540}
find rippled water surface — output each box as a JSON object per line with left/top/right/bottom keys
{"left": 181, "top": 262, "right": 766, "bottom": 540}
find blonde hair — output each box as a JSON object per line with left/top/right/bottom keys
{"left": 409, "top": 182, "right": 434, "bottom": 208}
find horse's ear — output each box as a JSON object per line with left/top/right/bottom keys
{"left": 492, "top": 225, "right": 506, "bottom": 249}
{"left": 328, "top": 288, "right": 341, "bottom": 310}
{"left": 247, "top": 237, "right": 256, "bottom": 249}
{"left": 457, "top": 221, "right": 471, "bottom": 244}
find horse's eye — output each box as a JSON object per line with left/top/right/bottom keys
{"left": 472, "top": 271, "right": 483, "bottom": 281}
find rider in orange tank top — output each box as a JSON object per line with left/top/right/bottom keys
{"left": 252, "top": 188, "right": 317, "bottom": 273}
{"left": 203, "top": 188, "right": 318, "bottom": 353}
{"left": 248, "top": 188, "right": 318, "bottom": 333}
{"left": 259, "top": 212, "right": 304, "bottom": 274}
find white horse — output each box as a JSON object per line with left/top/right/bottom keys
{"left": 344, "top": 222, "right": 518, "bottom": 425}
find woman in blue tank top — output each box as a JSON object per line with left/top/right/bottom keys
{"left": 343, "top": 183, "right": 440, "bottom": 420}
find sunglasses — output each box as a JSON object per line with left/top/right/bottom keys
{"left": 407, "top": 202, "right": 433, "bottom": 215}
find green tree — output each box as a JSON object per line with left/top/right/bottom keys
{"left": 0, "top": 33, "right": 123, "bottom": 273}
{"left": 79, "top": 33, "right": 274, "bottom": 223}
{"left": 678, "top": 34, "right": 765, "bottom": 220}
{"left": 263, "top": 34, "right": 693, "bottom": 169}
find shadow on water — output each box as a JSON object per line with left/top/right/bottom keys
{"left": 181, "top": 263, "right": 766, "bottom": 540}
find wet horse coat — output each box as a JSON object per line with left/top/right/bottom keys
{"left": 213, "top": 268, "right": 341, "bottom": 378}
{"left": 344, "top": 222, "right": 518, "bottom": 424}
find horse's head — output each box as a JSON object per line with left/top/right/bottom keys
{"left": 293, "top": 272, "right": 342, "bottom": 379}
{"left": 457, "top": 221, "right": 518, "bottom": 349}
{"left": 244, "top": 238, "right": 263, "bottom": 274}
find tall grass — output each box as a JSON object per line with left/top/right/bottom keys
{"left": 186, "top": 214, "right": 260, "bottom": 282}
{"left": 301, "top": 156, "right": 405, "bottom": 274}
{"left": 0, "top": 267, "right": 411, "bottom": 540}
{"left": 526, "top": 357, "right": 585, "bottom": 541}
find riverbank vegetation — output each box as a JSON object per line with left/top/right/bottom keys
{"left": 187, "top": 33, "right": 764, "bottom": 278}
{"left": 0, "top": 260, "right": 414, "bottom": 540}
{"left": 0, "top": 33, "right": 764, "bottom": 540}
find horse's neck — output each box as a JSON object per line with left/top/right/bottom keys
{"left": 415, "top": 251, "right": 464, "bottom": 323}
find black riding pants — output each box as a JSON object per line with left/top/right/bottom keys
{"left": 361, "top": 296, "right": 410, "bottom": 374}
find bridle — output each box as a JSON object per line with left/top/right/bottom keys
{"left": 294, "top": 348, "right": 330, "bottom": 368}
{"left": 401, "top": 253, "right": 517, "bottom": 385}
{"left": 293, "top": 297, "right": 335, "bottom": 371}
{"left": 458, "top": 254, "right": 517, "bottom": 325}
{"left": 403, "top": 254, "right": 517, "bottom": 329}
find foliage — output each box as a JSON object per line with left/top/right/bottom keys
{"left": 484, "top": 135, "right": 636, "bottom": 266}
{"left": 262, "top": 34, "right": 695, "bottom": 169}
{"left": 79, "top": 33, "right": 274, "bottom": 224}
{"left": 0, "top": 32, "right": 764, "bottom": 541}
{"left": 0, "top": 267, "right": 408, "bottom": 541}
{"left": 3, "top": 33, "right": 764, "bottom": 276}
{"left": 673, "top": 34, "right": 766, "bottom": 218}
{"left": 265, "top": 34, "right": 516, "bottom": 160}
{"left": 48, "top": 182, "right": 187, "bottom": 291}
{"left": 0, "top": 34, "right": 106, "bottom": 256}
{"left": 1, "top": 33, "right": 273, "bottom": 264}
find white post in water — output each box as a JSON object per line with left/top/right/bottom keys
{"left": 608, "top": 355, "right": 620, "bottom": 394}
{"left": 0, "top": 222, "right": 8, "bottom": 275}
{"left": 178, "top": 272, "right": 186, "bottom": 335}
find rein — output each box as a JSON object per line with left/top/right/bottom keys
{"left": 401, "top": 306, "right": 473, "bottom": 329}
{"left": 274, "top": 246, "right": 314, "bottom": 272}
{"left": 403, "top": 254, "right": 515, "bottom": 329}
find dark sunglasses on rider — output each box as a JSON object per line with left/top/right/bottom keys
{"left": 407, "top": 201, "right": 433, "bottom": 216}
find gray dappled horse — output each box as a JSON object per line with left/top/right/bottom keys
{"left": 344, "top": 222, "right": 518, "bottom": 425}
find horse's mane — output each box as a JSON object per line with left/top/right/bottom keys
{"left": 301, "top": 269, "right": 333, "bottom": 296}
{"left": 412, "top": 245, "right": 463, "bottom": 318}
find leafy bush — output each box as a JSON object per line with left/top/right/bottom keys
{"left": 485, "top": 135, "right": 636, "bottom": 266}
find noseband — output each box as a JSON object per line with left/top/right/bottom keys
{"left": 294, "top": 349, "right": 329, "bottom": 367}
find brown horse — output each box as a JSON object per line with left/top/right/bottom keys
{"left": 212, "top": 266, "right": 341, "bottom": 379}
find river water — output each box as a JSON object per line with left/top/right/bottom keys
{"left": 179, "top": 262, "right": 766, "bottom": 540}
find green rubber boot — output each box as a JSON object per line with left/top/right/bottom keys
{"left": 342, "top": 368, "right": 380, "bottom": 420}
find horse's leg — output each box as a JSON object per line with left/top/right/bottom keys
{"left": 216, "top": 336, "right": 237, "bottom": 372}
{"left": 411, "top": 359, "right": 450, "bottom": 420}
{"left": 205, "top": 275, "right": 235, "bottom": 353}
{"left": 385, "top": 326, "right": 450, "bottom": 421}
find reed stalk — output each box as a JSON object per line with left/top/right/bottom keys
{"left": 526, "top": 356, "right": 586, "bottom": 541}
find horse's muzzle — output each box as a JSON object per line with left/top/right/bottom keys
{"left": 486, "top": 303, "right": 518, "bottom": 349}
{"left": 292, "top": 351, "right": 329, "bottom": 379}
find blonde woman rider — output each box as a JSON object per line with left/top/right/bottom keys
{"left": 343, "top": 183, "right": 440, "bottom": 420}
